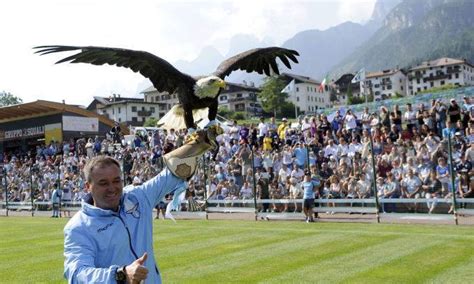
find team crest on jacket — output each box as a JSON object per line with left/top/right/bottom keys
{"left": 123, "top": 195, "right": 140, "bottom": 218}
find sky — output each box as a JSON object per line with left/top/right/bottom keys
{"left": 0, "top": 0, "right": 376, "bottom": 107}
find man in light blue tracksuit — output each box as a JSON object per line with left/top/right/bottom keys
{"left": 64, "top": 128, "right": 221, "bottom": 283}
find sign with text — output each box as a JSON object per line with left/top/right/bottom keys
{"left": 62, "top": 116, "right": 99, "bottom": 132}
{"left": 3, "top": 126, "right": 44, "bottom": 140}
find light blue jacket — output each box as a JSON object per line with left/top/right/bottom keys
{"left": 64, "top": 168, "right": 184, "bottom": 283}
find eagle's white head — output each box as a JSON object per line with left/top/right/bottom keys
{"left": 194, "top": 76, "right": 226, "bottom": 99}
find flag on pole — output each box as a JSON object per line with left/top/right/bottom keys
{"left": 351, "top": 68, "right": 366, "bottom": 83}
{"left": 319, "top": 74, "right": 329, "bottom": 92}
{"left": 281, "top": 79, "right": 295, "bottom": 93}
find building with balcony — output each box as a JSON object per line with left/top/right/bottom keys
{"left": 217, "top": 82, "right": 262, "bottom": 117}
{"left": 362, "top": 69, "right": 407, "bottom": 101}
{"left": 333, "top": 73, "right": 361, "bottom": 105}
{"left": 141, "top": 86, "right": 180, "bottom": 117}
{"left": 406, "top": 57, "right": 474, "bottom": 95}
{"left": 280, "top": 73, "right": 331, "bottom": 116}
{"left": 87, "top": 94, "right": 165, "bottom": 127}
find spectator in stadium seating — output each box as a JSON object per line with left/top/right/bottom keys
{"left": 422, "top": 171, "right": 442, "bottom": 214}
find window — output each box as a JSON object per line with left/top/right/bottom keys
{"left": 131, "top": 106, "right": 137, "bottom": 112}
{"left": 424, "top": 86, "right": 427, "bottom": 90}
{"left": 237, "top": 93, "right": 242, "bottom": 98}
{"left": 401, "top": 86, "right": 404, "bottom": 90}
{"left": 150, "top": 107, "right": 155, "bottom": 113}
{"left": 417, "top": 88, "right": 421, "bottom": 92}
{"left": 118, "top": 107, "right": 121, "bottom": 114}
{"left": 296, "top": 87, "right": 299, "bottom": 92}
{"left": 387, "top": 85, "right": 392, "bottom": 90}
{"left": 112, "top": 108, "right": 115, "bottom": 115}
{"left": 220, "top": 96, "right": 227, "bottom": 101}
{"left": 296, "top": 96, "right": 299, "bottom": 102}
{"left": 118, "top": 118, "right": 121, "bottom": 122}
{"left": 141, "top": 106, "right": 145, "bottom": 111}
{"left": 416, "top": 79, "right": 420, "bottom": 84}
{"left": 430, "top": 82, "right": 434, "bottom": 87}
{"left": 235, "top": 103, "right": 245, "bottom": 111}
{"left": 132, "top": 117, "right": 137, "bottom": 122}
{"left": 440, "top": 80, "right": 445, "bottom": 85}
{"left": 455, "top": 73, "right": 459, "bottom": 79}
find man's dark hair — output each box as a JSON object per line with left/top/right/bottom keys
{"left": 84, "top": 156, "right": 121, "bottom": 183}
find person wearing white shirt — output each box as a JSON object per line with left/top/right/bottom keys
{"left": 324, "top": 140, "right": 339, "bottom": 158}
{"left": 229, "top": 120, "right": 240, "bottom": 141}
{"left": 240, "top": 182, "right": 253, "bottom": 199}
{"left": 361, "top": 107, "right": 372, "bottom": 130}
{"left": 258, "top": 117, "right": 269, "bottom": 142}
{"left": 344, "top": 109, "right": 358, "bottom": 132}
{"left": 337, "top": 138, "right": 350, "bottom": 158}
{"left": 282, "top": 147, "right": 293, "bottom": 169}
{"left": 290, "top": 166, "right": 305, "bottom": 184}
{"left": 348, "top": 138, "right": 362, "bottom": 158}
{"left": 404, "top": 103, "right": 417, "bottom": 131}
{"left": 278, "top": 164, "right": 291, "bottom": 185}
{"left": 301, "top": 117, "right": 311, "bottom": 134}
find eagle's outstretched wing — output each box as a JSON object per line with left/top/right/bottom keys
{"left": 213, "top": 47, "right": 299, "bottom": 79}
{"left": 34, "top": 45, "right": 196, "bottom": 94}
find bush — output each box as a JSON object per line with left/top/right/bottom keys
{"left": 232, "top": 112, "right": 246, "bottom": 120}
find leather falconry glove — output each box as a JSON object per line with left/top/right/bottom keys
{"left": 163, "top": 125, "right": 223, "bottom": 180}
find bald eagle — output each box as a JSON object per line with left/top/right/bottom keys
{"left": 34, "top": 45, "right": 299, "bottom": 130}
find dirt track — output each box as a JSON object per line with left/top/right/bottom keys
{"left": 2, "top": 209, "right": 473, "bottom": 226}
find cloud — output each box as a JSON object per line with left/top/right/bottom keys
{"left": 336, "top": 0, "right": 377, "bottom": 23}
{"left": 0, "top": 0, "right": 376, "bottom": 106}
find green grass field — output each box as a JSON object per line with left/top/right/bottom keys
{"left": 1, "top": 217, "right": 474, "bottom": 283}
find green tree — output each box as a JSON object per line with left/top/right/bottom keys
{"left": 258, "top": 76, "right": 288, "bottom": 117}
{"left": 0, "top": 91, "right": 23, "bottom": 106}
{"left": 280, "top": 101, "right": 296, "bottom": 119}
{"left": 329, "top": 88, "right": 338, "bottom": 102}
{"left": 218, "top": 106, "right": 231, "bottom": 119}
{"left": 143, "top": 117, "right": 158, "bottom": 127}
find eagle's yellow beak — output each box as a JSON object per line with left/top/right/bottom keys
{"left": 216, "top": 79, "right": 226, "bottom": 89}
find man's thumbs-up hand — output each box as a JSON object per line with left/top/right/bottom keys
{"left": 126, "top": 252, "right": 149, "bottom": 284}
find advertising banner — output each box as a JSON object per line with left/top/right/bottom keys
{"left": 62, "top": 116, "right": 99, "bottom": 132}
{"left": 45, "top": 123, "right": 62, "bottom": 144}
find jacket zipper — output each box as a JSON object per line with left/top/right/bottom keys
{"left": 117, "top": 214, "right": 160, "bottom": 275}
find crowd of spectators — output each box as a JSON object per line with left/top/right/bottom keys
{"left": 1, "top": 96, "right": 473, "bottom": 215}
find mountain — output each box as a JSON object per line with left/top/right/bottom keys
{"left": 171, "top": 0, "right": 401, "bottom": 83}
{"left": 280, "top": 21, "right": 377, "bottom": 80}
{"left": 173, "top": 46, "right": 224, "bottom": 76}
{"left": 330, "top": 0, "right": 474, "bottom": 76}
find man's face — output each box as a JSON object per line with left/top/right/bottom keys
{"left": 86, "top": 164, "right": 123, "bottom": 211}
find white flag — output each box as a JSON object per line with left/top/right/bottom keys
{"left": 281, "top": 79, "right": 295, "bottom": 93}
{"left": 351, "top": 68, "right": 366, "bottom": 83}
